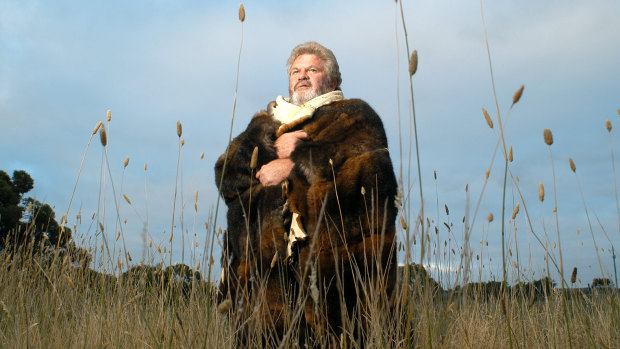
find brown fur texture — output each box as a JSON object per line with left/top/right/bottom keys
{"left": 215, "top": 98, "right": 398, "bottom": 341}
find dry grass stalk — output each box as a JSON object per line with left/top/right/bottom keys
{"left": 238, "top": 4, "right": 245, "bottom": 22}
{"left": 482, "top": 108, "right": 493, "bottom": 128}
{"left": 512, "top": 85, "right": 524, "bottom": 105}
{"left": 569, "top": 158, "right": 576, "bottom": 172}
{"left": 539, "top": 182, "right": 544, "bottom": 202}
{"left": 177, "top": 120, "right": 182, "bottom": 138}
{"left": 409, "top": 50, "right": 418, "bottom": 76}
{"left": 250, "top": 146, "right": 258, "bottom": 169}
{"left": 543, "top": 129, "right": 553, "bottom": 146}
{"left": 606, "top": 119, "right": 612, "bottom": 132}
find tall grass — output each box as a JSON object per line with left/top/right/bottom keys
{"left": 1, "top": 1, "right": 619, "bottom": 348}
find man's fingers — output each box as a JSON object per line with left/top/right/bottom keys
{"left": 293, "top": 130, "right": 309, "bottom": 139}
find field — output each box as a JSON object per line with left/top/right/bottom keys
{"left": 0, "top": 247, "right": 618, "bottom": 347}
{"left": 1, "top": 1, "right": 620, "bottom": 348}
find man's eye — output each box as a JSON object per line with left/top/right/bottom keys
{"left": 310, "top": 68, "right": 317, "bottom": 72}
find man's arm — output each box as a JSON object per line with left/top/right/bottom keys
{"left": 215, "top": 111, "right": 278, "bottom": 201}
{"left": 256, "top": 130, "right": 308, "bottom": 186}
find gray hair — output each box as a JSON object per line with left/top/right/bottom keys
{"left": 286, "top": 41, "right": 342, "bottom": 90}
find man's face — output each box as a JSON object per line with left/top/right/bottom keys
{"left": 288, "top": 53, "right": 334, "bottom": 105}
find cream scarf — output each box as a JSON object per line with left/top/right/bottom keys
{"left": 271, "top": 90, "right": 344, "bottom": 137}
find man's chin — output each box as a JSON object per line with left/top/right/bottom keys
{"left": 290, "top": 90, "right": 319, "bottom": 106}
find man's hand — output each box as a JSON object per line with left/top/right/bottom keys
{"left": 256, "top": 158, "right": 295, "bottom": 186}
{"left": 275, "top": 130, "right": 308, "bottom": 159}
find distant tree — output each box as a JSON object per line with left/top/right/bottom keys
{"left": 21, "top": 198, "right": 71, "bottom": 247}
{"left": 0, "top": 169, "right": 71, "bottom": 250}
{"left": 398, "top": 263, "right": 443, "bottom": 295}
{"left": 591, "top": 278, "right": 614, "bottom": 288}
{"left": 0, "top": 170, "right": 34, "bottom": 242}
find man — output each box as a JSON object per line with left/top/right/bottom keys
{"left": 215, "top": 41, "right": 397, "bottom": 341}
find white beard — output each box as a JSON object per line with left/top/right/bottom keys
{"left": 290, "top": 83, "right": 332, "bottom": 106}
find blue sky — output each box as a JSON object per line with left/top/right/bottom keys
{"left": 1, "top": 0, "right": 619, "bottom": 287}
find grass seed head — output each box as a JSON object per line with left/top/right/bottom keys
{"left": 200, "top": 152, "right": 205, "bottom": 159}
{"left": 218, "top": 299, "right": 233, "bottom": 313}
{"left": 123, "top": 156, "right": 130, "bottom": 168}
{"left": 123, "top": 194, "right": 131, "bottom": 205}
{"left": 176, "top": 120, "right": 182, "bottom": 137}
{"left": 250, "top": 146, "right": 258, "bottom": 169}
{"left": 512, "top": 85, "right": 524, "bottom": 105}
{"left": 543, "top": 129, "right": 553, "bottom": 146}
{"left": 144, "top": 163, "right": 147, "bottom": 171}
{"left": 409, "top": 50, "right": 418, "bottom": 76}
{"left": 487, "top": 213, "right": 493, "bottom": 222}
{"left": 569, "top": 157, "right": 576, "bottom": 172}
{"left": 539, "top": 182, "right": 544, "bottom": 202}
{"left": 400, "top": 215, "right": 407, "bottom": 230}
{"left": 511, "top": 203, "right": 520, "bottom": 220}
{"left": 445, "top": 204, "right": 449, "bottom": 215}
{"left": 106, "top": 110, "right": 111, "bottom": 122}
{"left": 485, "top": 168, "right": 490, "bottom": 179}
{"left": 618, "top": 108, "right": 620, "bottom": 116}
{"left": 606, "top": 119, "right": 612, "bottom": 132}
{"left": 570, "top": 267, "right": 578, "bottom": 284}
{"left": 482, "top": 108, "right": 493, "bottom": 129}
{"left": 180, "top": 139, "right": 185, "bottom": 147}
{"left": 238, "top": 4, "right": 245, "bottom": 22}
{"left": 99, "top": 126, "right": 107, "bottom": 147}
{"left": 509, "top": 146, "right": 513, "bottom": 162}
{"left": 92, "top": 121, "right": 103, "bottom": 135}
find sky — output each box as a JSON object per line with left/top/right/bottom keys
{"left": 1, "top": 0, "right": 619, "bottom": 288}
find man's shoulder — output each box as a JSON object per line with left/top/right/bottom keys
{"left": 317, "top": 98, "right": 381, "bottom": 124}
{"left": 321, "top": 98, "right": 376, "bottom": 115}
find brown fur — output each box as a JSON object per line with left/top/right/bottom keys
{"left": 215, "top": 98, "right": 398, "bottom": 342}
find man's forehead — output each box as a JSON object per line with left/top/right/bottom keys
{"left": 291, "top": 53, "right": 325, "bottom": 67}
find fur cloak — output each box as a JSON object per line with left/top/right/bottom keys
{"left": 215, "top": 98, "right": 398, "bottom": 336}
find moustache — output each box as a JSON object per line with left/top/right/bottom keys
{"left": 294, "top": 81, "right": 312, "bottom": 90}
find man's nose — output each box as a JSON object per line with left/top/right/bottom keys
{"left": 298, "top": 70, "right": 309, "bottom": 79}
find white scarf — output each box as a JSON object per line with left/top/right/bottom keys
{"left": 271, "top": 90, "right": 344, "bottom": 137}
